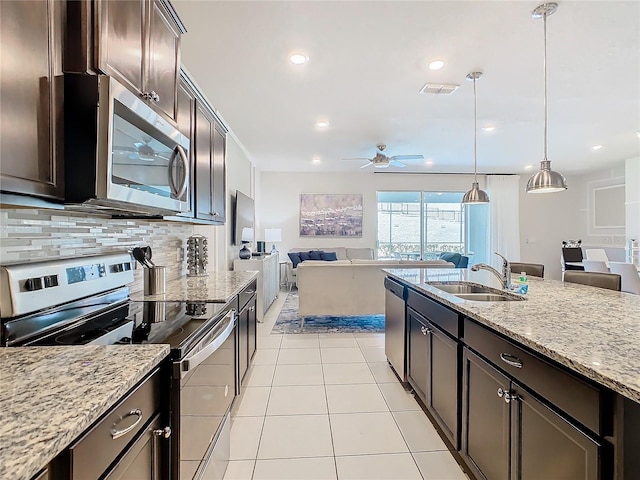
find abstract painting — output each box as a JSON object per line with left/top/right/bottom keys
{"left": 300, "top": 193, "right": 363, "bottom": 237}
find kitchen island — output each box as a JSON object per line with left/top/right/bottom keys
{"left": 0, "top": 345, "right": 169, "bottom": 480}
{"left": 385, "top": 267, "right": 640, "bottom": 480}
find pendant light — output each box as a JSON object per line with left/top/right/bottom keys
{"left": 462, "top": 72, "right": 490, "bottom": 204}
{"left": 526, "top": 2, "right": 567, "bottom": 193}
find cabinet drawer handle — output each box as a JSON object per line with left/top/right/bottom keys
{"left": 500, "top": 353, "right": 523, "bottom": 368}
{"left": 111, "top": 409, "right": 143, "bottom": 439}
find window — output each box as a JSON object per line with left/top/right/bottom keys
{"left": 377, "top": 191, "right": 488, "bottom": 264}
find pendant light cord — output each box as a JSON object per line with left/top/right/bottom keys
{"left": 473, "top": 76, "right": 478, "bottom": 183}
{"left": 543, "top": 11, "right": 548, "bottom": 162}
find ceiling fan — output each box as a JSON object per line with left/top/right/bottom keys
{"left": 344, "top": 144, "right": 424, "bottom": 169}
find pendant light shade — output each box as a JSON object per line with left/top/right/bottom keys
{"left": 526, "top": 2, "right": 567, "bottom": 193}
{"left": 462, "top": 72, "right": 489, "bottom": 205}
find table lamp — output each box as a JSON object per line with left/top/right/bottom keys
{"left": 239, "top": 227, "right": 254, "bottom": 260}
{"left": 265, "top": 228, "right": 282, "bottom": 254}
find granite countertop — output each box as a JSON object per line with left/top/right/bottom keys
{"left": 385, "top": 267, "right": 640, "bottom": 403}
{"left": 130, "top": 271, "right": 258, "bottom": 303}
{"left": 0, "top": 345, "right": 169, "bottom": 480}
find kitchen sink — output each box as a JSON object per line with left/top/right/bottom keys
{"left": 454, "top": 293, "right": 524, "bottom": 302}
{"left": 433, "top": 284, "right": 497, "bottom": 294}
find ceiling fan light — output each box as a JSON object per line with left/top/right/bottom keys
{"left": 525, "top": 162, "right": 567, "bottom": 193}
{"left": 462, "top": 182, "right": 490, "bottom": 204}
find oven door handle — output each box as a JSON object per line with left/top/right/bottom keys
{"left": 179, "top": 310, "right": 235, "bottom": 378}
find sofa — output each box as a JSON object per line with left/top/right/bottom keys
{"left": 296, "top": 257, "right": 454, "bottom": 317}
{"left": 286, "top": 247, "right": 375, "bottom": 287}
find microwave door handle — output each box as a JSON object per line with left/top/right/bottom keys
{"left": 167, "top": 145, "right": 189, "bottom": 200}
{"left": 179, "top": 310, "right": 235, "bottom": 378}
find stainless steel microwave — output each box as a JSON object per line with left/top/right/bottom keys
{"left": 64, "top": 74, "right": 190, "bottom": 215}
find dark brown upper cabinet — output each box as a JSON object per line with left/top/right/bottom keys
{"left": 67, "top": 0, "right": 186, "bottom": 124}
{"left": 0, "top": 0, "right": 65, "bottom": 201}
{"left": 176, "top": 70, "right": 227, "bottom": 224}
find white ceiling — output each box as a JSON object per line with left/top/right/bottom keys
{"left": 173, "top": 1, "right": 640, "bottom": 176}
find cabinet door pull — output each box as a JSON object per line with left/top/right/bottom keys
{"left": 420, "top": 325, "right": 431, "bottom": 335}
{"left": 497, "top": 387, "right": 505, "bottom": 398}
{"left": 111, "top": 409, "right": 143, "bottom": 439}
{"left": 500, "top": 353, "right": 523, "bottom": 368}
{"left": 153, "top": 426, "right": 172, "bottom": 438}
{"left": 504, "top": 391, "right": 520, "bottom": 404}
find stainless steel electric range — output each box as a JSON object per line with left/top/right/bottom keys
{"left": 0, "top": 253, "right": 236, "bottom": 480}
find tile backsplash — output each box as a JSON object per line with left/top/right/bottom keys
{"left": 0, "top": 209, "right": 195, "bottom": 294}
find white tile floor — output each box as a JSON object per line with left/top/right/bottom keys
{"left": 224, "top": 292, "right": 468, "bottom": 480}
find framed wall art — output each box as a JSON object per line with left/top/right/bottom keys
{"left": 300, "top": 194, "right": 363, "bottom": 237}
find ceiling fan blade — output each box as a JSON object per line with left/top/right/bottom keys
{"left": 389, "top": 160, "right": 406, "bottom": 168}
{"left": 359, "top": 162, "right": 373, "bottom": 168}
{"left": 390, "top": 154, "right": 424, "bottom": 161}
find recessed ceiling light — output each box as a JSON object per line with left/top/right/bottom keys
{"left": 315, "top": 121, "right": 330, "bottom": 128}
{"left": 428, "top": 60, "right": 446, "bottom": 70}
{"left": 289, "top": 53, "right": 309, "bottom": 65}
{"left": 425, "top": 159, "right": 434, "bottom": 165}
{"left": 592, "top": 145, "right": 603, "bottom": 151}
{"left": 482, "top": 126, "right": 496, "bottom": 133}
{"left": 524, "top": 165, "right": 534, "bottom": 170}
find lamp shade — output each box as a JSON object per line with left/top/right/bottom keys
{"left": 462, "top": 182, "right": 490, "bottom": 204}
{"left": 525, "top": 160, "right": 567, "bottom": 193}
{"left": 241, "top": 227, "right": 254, "bottom": 243}
{"left": 264, "top": 228, "right": 282, "bottom": 243}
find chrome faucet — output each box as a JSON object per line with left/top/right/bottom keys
{"left": 471, "top": 252, "right": 511, "bottom": 290}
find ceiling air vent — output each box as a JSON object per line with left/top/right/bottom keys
{"left": 419, "top": 83, "right": 460, "bottom": 95}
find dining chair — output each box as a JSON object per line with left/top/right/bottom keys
{"left": 608, "top": 262, "right": 640, "bottom": 295}
{"left": 582, "top": 260, "right": 609, "bottom": 273}
{"left": 561, "top": 247, "right": 584, "bottom": 271}
{"left": 510, "top": 262, "right": 545, "bottom": 278}
{"left": 585, "top": 249, "right": 610, "bottom": 268}
{"left": 563, "top": 271, "right": 621, "bottom": 291}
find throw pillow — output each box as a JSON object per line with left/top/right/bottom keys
{"left": 309, "top": 250, "right": 323, "bottom": 260}
{"left": 298, "top": 251, "right": 312, "bottom": 262}
{"left": 321, "top": 251, "right": 338, "bottom": 261}
{"left": 288, "top": 252, "right": 302, "bottom": 268}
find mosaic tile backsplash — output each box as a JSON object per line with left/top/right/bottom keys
{"left": 0, "top": 209, "right": 196, "bottom": 294}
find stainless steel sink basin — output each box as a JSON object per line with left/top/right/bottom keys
{"left": 454, "top": 293, "right": 524, "bottom": 302}
{"left": 434, "top": 284, "right": 497, "bottom": 294}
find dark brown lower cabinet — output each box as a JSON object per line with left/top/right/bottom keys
{"left": 407, "top": 307, "right": 459, "bottom": 448}
{"left": 462, "top": 348, "right": 602, "bottom": 480}
{"left": 237, "top": 292, "right": 257, "bottom": 389}
{"left": 462, "top": 348, "right": 510, "bottom": 480}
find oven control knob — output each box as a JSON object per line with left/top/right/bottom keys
{"left": 44, "top": 275, "right": 59, "bottom": 288}
{"left": 24, "top": 277, "right": 43, "bottom": 291}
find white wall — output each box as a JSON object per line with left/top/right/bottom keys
{"left": 573, "top": 160, "right": 627, "bottom": 247}
{"left": 625, "top": 157, "right": 640, "bottom": 264}
{"left": 518, "top": 175, "right": 582, "bottom": 280}
{"left": 258, "top": 171, "right": 483, "bottom": 255}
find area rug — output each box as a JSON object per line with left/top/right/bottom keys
{"left": 272, "top": 291, "right": 385, "bottom": 334}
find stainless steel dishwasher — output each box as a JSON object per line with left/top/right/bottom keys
{"left": 384, "top": 277, "right": 407, "bottom": 382}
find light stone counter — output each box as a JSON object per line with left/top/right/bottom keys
{"left": 385, "top": 268, "right": 640, "bottom": 403}
{"left": 130, "top": 271, "right": 258, "bottom": 303}
{"left": 0, "top": 345, "right": 169, "bottom": 480}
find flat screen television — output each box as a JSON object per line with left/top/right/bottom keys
{"left": 233, "top": 190, "right": 255, "bottom": 246}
